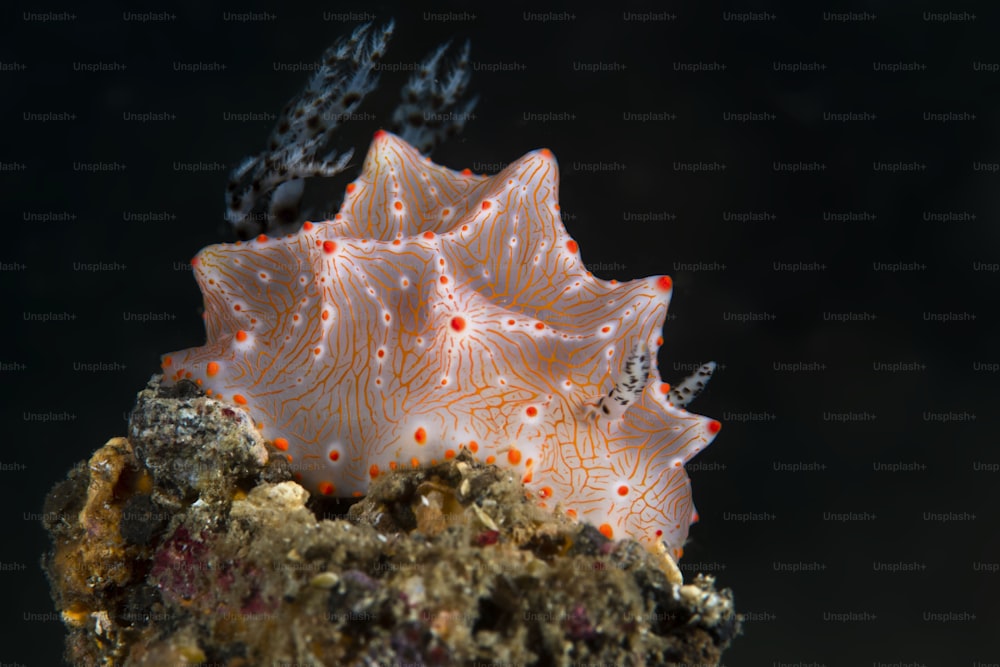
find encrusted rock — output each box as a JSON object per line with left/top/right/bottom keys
{"left": 42, "top": 377, "right": 741, "bottom": 666}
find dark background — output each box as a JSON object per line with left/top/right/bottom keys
{"left": 4, "top": 1, "right": 997, "bottom": 664}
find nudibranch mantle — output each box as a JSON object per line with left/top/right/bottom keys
{"left": 161, "top": 131, "right": 720, "bottom": 558}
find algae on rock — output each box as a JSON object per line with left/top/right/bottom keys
{"left": 42, "top": 377, "right": 741, "bottom": 666}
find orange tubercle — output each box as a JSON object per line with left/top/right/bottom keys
{"left": 598, "top": 523, "right": 614, "bottom": 539}
{"left": 272, "top": 437, "right": 289, "bottom": 452}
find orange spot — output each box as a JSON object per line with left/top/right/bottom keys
{"left": 460, "top": 168, "right": 472, "bottom": 176}
{"left": 423, "top": 231, "right": 435, "bottom": 240}
{"left": 655, "top": 529, "right": 663, "bottom": 537}
{"left": 346, "top": 183, "right": 356, "bottom": 194}
{"left": 235, "top": 330, "right": 248, "bottom": 342}
{"left": 566, "top": 509, "right": 577, "bottom": 519}
{"left": 389, "top": 461, "right": 398, "bottom": 471}
{"left": 482, "top": 201, "right": 491, "bottom": 210}
{"left": 323, "top": 240, "right": 337, "bottom": 254}
{"left": 526, "top": 406, "right": 537, "bottom": 418}
{"left": 444, "top": 449, "right": 456, "bottom": 460}
{"left": 617, "top": 485, "right": 629, "bottom": 496}
{"left": 657, "top": 275, "right": 672, "bottom": 291}
{"left": 384, "top": 313, "right": 391, "bottom": 322}
{"left": 234, "top": 304, "right": 241, "bottom": 311}
{"left": 411, "top": 457, "right": 420, "bottom": 468}
{"left": 293, "top": 314, "right": 300, "bottom": 322}
{"left": 318, "top": 481, "right": 335, "bottom": 495}
{"left": 233, "top": 394, "right": 247, "bottom": 405}
{"left": 322, "top": 310, "right": 330, "bottom": 321}
{"left": 303, "top": 221, "right": 313, "bottom": 231}
{"left": 369, "top": 464, "right": 379, "bottom": 479}
{"left": 507, "top": 448, "right": 522, "bottom": 465}
{"left": 485, "top": 455, "right": 496, "bottom": 465}
{"left": 394, "top": 201, "right": 403, "bottom": 211}
{"left": 353, "top": 491, "right": 364, "bottom": 498}
{"left": 450, "top": 316, "right": 466, "bottom": 332}
{"left": 195, "top": 379, "right": 202, "bottom": 386}
{"left": 601, "top": 326, "right": 610, "bottom": 333}
{"left": 377, "top": 349, "right": 385, "bottom": 358}
{"left": 256, "top": 234, "right": 268, "bottom": 243}
{"left": 538, "top": 486, "right": 553, "bottom": 499}
{"left": 272, "top": 437, "right": 289, "bottom": 452}
{"left": 598, "top": 523, "right": 614, "bottom": 539}
{"left": 205, "top": 389, "right": 213, "bottom": 396}
{"left": 190, "top": 257, "right": 199, "bottom": 266}
{"left": 162, "top": 356, "right": 172, "bottom": 368}
{"left": 539, "top": 148, "right": 553, "bottom": 159}
{"left": 507, "top": 319, "right": 515, "bottom": 325}
{"left": 708, "top": 420, "right": 722, "bottom": 434}
{"left": 659, "top": 383, "right": 671, "bottom": 394}
{"left": 373, "top": 129, "right": 387, "bottom": 140}
{"left": 468, "top": 440, "right": 479, "bottom": 453}
{"left": 461, "top": 224, "right": 468, "bottom": 231}
{"left": 392, "top": 239, "right": 401, "bottom": 246}
{"left": 566, "top": 240, "right": 578, "bottom": 253}
{"left": 444, "top": 209, "right": 451, "bottom": 216}
{"left": 522, "top": 471, "right": 533, "bottom": 484}
{"left": 656, "top": 336, "right": 664, "bottom": 346}
{"left": 415, "top": 427, "right": 427, "bottom": 445}
{"left": 440, "top": 275, "right": 449, "bottom": 284}
{"left": 534, "top": 322, "right": 544, "bottom": 330}
{"left": 314, "top": 347, "right": 322, "bottom": 355}
{"left": 328, "top": 450, "right": 339, "bottom": 461}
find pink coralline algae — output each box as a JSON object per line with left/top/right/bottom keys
{"left": 162, "top": 130, "right": 721, "bottom": 558}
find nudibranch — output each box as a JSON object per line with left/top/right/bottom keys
{"left": 161, "top": 131, "right": 721, "bottom": 559}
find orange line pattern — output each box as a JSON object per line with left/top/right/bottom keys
{"left": 161, "top": 131, "right": 721, "bottom": 558}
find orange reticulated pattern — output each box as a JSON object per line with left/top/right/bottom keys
{"left": 160, "top": 131, "right": 720, "bottom": 558}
